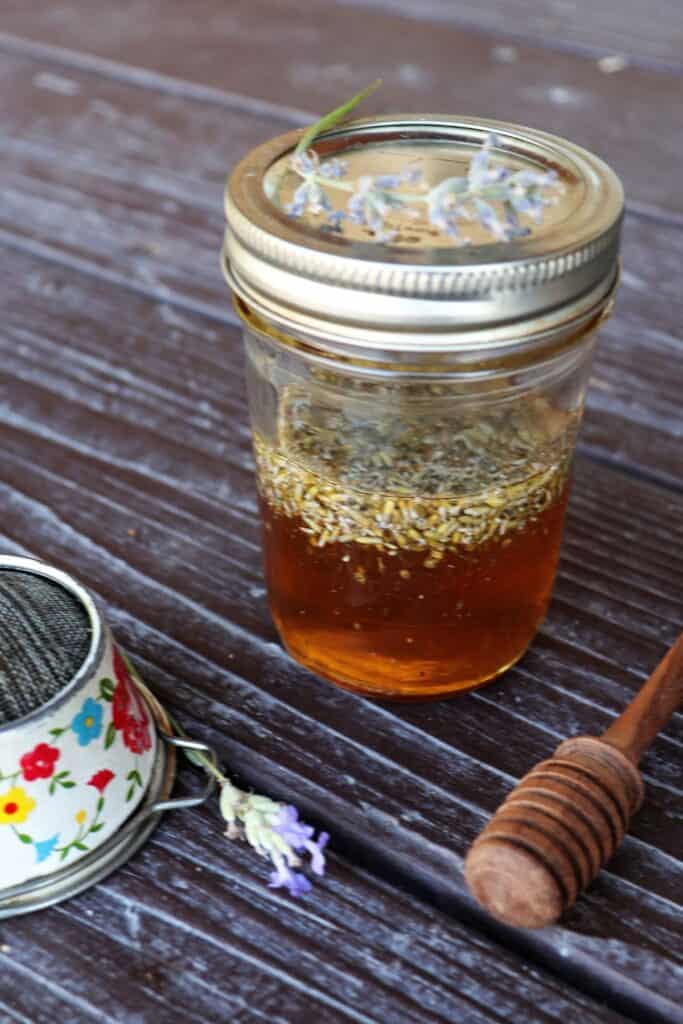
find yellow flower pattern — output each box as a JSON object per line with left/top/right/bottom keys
{"left": 0, "top": 786, "right": 36, "bottom": 825}
{"left": 0, "top": 652, "right": 151, "bottom": 870}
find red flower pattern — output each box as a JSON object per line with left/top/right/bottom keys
{"left": 20, "top": 743, "right": 60, "bottom": 782}
{"left": 88, "top": 769, "right": 115, "bottom": 793}
{"left": 112, "top": 646, "right": 152, "bottom": 755}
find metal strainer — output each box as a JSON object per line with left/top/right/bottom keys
{"left": 0, "top": 569, "right": 92, "bottom": 724}
{"left": 0, "top": 555, "right": 216, "bottom": 917}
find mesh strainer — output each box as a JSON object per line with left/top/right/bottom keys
{"left": 0, "top": 556, "right": 215, "bottom": 917}
{"left": 0, "top": 570, "right": 92, "bottom": 724}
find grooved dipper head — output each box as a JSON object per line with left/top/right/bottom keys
{"left": 464, "top": 736, "right": 644, "bottom": 928}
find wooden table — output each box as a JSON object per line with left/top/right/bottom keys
{"left": 0, "top": 3, "right": 681, "bottom": 1021}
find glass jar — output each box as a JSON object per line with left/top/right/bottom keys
{"left": 223, "top": 115, "right": 623, "bottom": 699}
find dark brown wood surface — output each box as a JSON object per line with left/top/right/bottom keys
{"left": 4, "top": 0, "right": 683, "bottom": 66}
{"left": 0, "top": 4, "right": 681, "bottom": 1023}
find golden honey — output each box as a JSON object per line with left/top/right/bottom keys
{"left": 259, "top": 485, "right": 569, "bottom": 698}
{"left": 252, "top": 387, "right": 575, "bottom": 697}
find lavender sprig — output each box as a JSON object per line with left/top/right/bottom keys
{"left": 347, "top": 167, "right": 422, "bottom": 242}
{"left": 220, "top": 782, "right": 329, "bottom": 897}
{"left": 282, "top": 88, "right": 564, "bottom": 244}
{"left": 175, "top": 728, "right": 328, "bottom": 897}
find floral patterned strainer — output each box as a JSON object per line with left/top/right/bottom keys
{"left": 0, "top": 556, "right": 215, "bottom": 915}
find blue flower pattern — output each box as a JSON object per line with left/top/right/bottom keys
{"left": 34, "top": 833, "right": 60, "bottom": 863}
{"left": 71, "top": 697, "right": 103, "bottom": 747}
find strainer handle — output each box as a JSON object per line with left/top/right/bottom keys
{"left": 142, "top": 733, "right": 218, "bottom": 816}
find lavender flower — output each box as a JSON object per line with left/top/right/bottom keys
{"left": 348, "top": 175, "right": 398, "bottom": 239}
{"left": 473, "top": 197, "right": 524, "bottom": 242}
{"left": 505, "top": 168, "right": 561, "bottom": 223}
{"left": 326, "top": 209, "right": 347, "bottom": 231}
{"left": 274, "top": 805, "right": 330, "bottom": 877}
{"left": 466, "top": 133, "right": 508, "bottom": 190}
{"left": 424, "top": 134, "right": 555, "bottom": 242}
{"left": 285, "top": 150, "right": 334, "bottom": 218}
{"left": 170, "top": 716, "right": 330, "bottom": 897}
{"left": 269, "top": 857, "right": 312, "bottom": 897}
{"left": 319, "top": 157, "right": 348, "bottom": 179}
{"left": 217, "top": 781, "right": 328, "bottom": 897}
{"left": 426, "top": 175, "right": 471, "bottom": 239}
{"left": 272, "top": 803, "right": 315, "bottom": 845}
{"left": 347, "top": 166, "right": 422, "bottom": 241}
{"left": 284, "top": 122, "right": 563, "bottom": 246}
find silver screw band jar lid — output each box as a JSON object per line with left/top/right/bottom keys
{"left": 222, "top": 115, "right": 623, "bottom": 359}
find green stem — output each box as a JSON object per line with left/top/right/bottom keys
{"left": 270, "top": 80, "right": 382, "bottom": 205}
{"left": 293, "top": 80, "right": 382, "bottom": 157}
{"left": 56, "top": 822, "right": 87, "bottom": 856}
{"left": 194, "top": 754, "right": 228, "bottom": 788}
{"left": 166, "top": 713, "right": 228, "bottom": 787}
{"left": 88, "top": 800, "right": 104, "bottom": 835}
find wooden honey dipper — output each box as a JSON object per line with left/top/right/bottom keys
{"left": 464, "top": 634, "right": 683, "bottom": 929}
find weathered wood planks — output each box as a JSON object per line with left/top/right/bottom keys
{"left": 0, "top": 243, "right": 680, "bottom": 1019}
{"left": 0, "top": 4, "right": 680, "bottom": 1022}
{"left": 0, "top": 42, "right": 681, "bottom": 486}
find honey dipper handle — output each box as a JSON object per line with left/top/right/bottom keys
{"left": 601, "top": 633, "right": 683, "bottom": 764}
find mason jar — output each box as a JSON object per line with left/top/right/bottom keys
{"left": 222, "top": 115, "right": 623, "bottom": 699}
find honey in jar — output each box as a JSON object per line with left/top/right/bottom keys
{"left": 223, "top": 113, "right": 623, "bottom": 698}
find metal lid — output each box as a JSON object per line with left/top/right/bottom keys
{"left": 223, "top": 115, "right": 623, "bottom": 356}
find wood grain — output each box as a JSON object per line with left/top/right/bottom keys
{"left": 1, "top": 4, "right": 682, "bottom": 218}
{"left": 0, "top": 44, "right": 681, "bottom": 486}
{"left": 0, "top": 244, "right": 680, "bottom": 1020}
{"left": 0, "top": 805, "right": 633, "bottom": 1024}
{"left": 601, "top": 634, "right": 683, "bottom": 761}
{"left": 333, "top": 0, "right": 683, "bottom": 68}
{"left": 0, "top": 5, "right": 681, "bottom": 1022}
{"left": 11, "top": 0, "right": 682, "bottom": 68}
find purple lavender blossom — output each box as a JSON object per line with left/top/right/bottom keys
{"left": 370, "top": 167, "right": 422, "bottom": 190}
{"left": 269, "top": 856, "right": 313, "bottom": 897}
{"left": 308, "top": 832, "right": 329, "bottom": 877}
{"left": 284, "top": 133, "right": 562, "bottom": 245}
{"left": 319, "top": 157, "right": 348, "bottom": 179}
{"left": 426, "top": 176, "right": 471, "bottom": 238}
{"left": 348, "top": 175, "right": 392, "bottom": 235}
{"left": 426, "top": 136, "right": 560, "bottom": 241}
{"left": 467, "top": 134, "right": 509, "bottom": 189}
{"left": 274, "top": 805, "right": 315, "bottom": 846}
{"left": 285, "top": 150, "right": 334, "bottom": 218}
{"left": 274, "top": 806, "right": 330, "bottom": 879}
{"left": 179, "top": 723, "right": 330, "bottom": 900}
{"left": 285, "top": 179, "right": 331, "bottom": 218}
{"left": 326, "top": 209, "right": 347, "bottom": 231}
{"left": 347, "top": 167, "right": 422, "bottom": 240}
{"left": 506, "top": 169, "right": 560, "bottom": 223}
{"left": 473, "top": 197, "right": 528, "bottom": 242}
{"left": 290, "top": 151, "right": 318, "bottom": 177}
